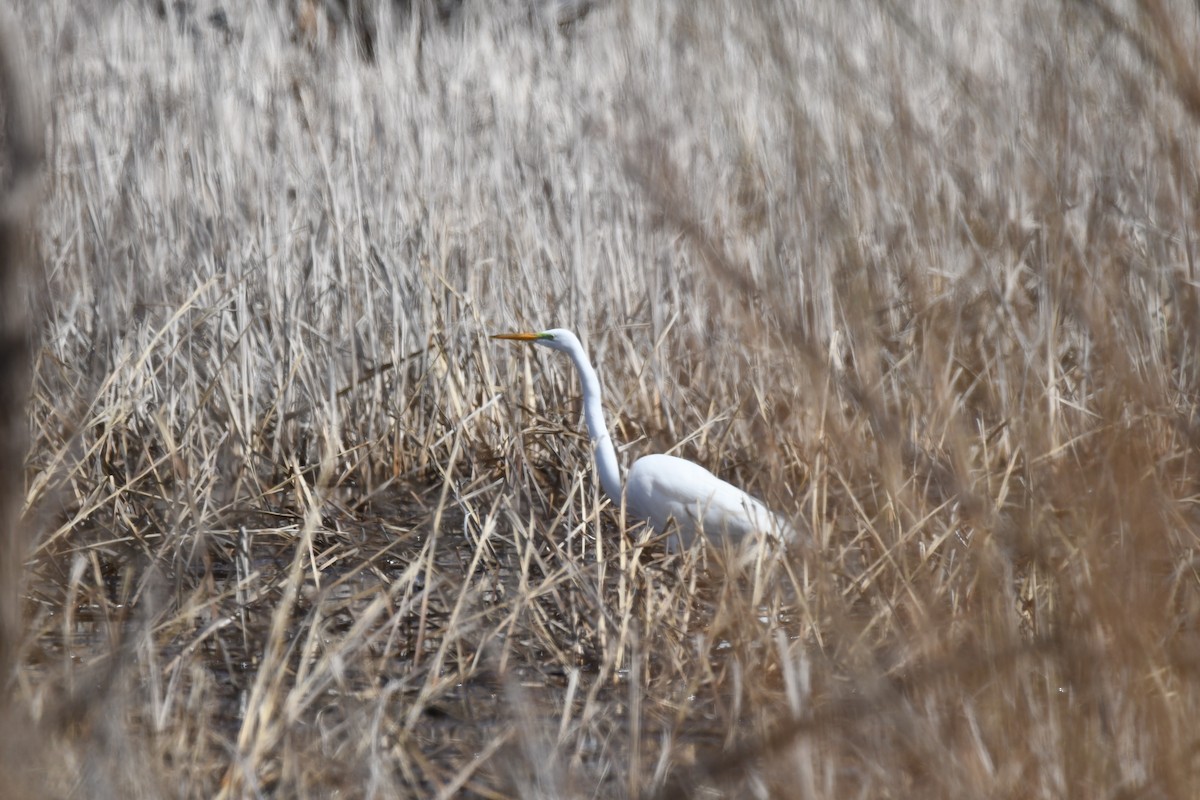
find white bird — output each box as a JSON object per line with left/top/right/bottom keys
{"left": 493, "top": 328, "right": 795, "bottom": 549}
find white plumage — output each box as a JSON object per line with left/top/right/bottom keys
{"left": 494, "top": 328, "right": 794, "bottom": 549}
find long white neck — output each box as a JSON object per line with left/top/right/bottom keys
{"left": 562, "top": 343, "right": 623, "bottom": 505}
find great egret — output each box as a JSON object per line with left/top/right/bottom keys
{"left": 493, "top": 328, "right": 795, "bottom": 549}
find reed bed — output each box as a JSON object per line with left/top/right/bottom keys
{"left": 7, "top": 0, "right": 1200, "bottom": 796}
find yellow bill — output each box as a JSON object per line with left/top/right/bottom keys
{"left": 491, "top": 331, "right": 547, "bottom": 341}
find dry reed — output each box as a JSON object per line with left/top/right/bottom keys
{"left": 8, "top": 0, "right": 1200, "bottom": 796}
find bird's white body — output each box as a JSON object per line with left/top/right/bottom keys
{"left": 625, "top": 454, "right": 792, "bottom": 549}
{"left": 494, "top": 328, "right": 794, "bottom": 549}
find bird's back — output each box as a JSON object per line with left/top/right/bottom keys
{"left": 624, "top": 453, "right": 793, "bottom": 549}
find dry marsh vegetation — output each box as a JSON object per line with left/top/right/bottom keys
{"left": 8, "top": 0, "right": 1200, "bottom": 796}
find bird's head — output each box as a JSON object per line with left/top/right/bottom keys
{"left": 491, "top": 328, "right": 580, "bottom": 354}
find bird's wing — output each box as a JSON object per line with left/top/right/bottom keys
{"left": 625, "top": 454, "right": 792, "bottom": 544}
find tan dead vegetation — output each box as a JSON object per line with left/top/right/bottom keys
{"left": 4, "top": 0, "right": 1200, "bottom": 797}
